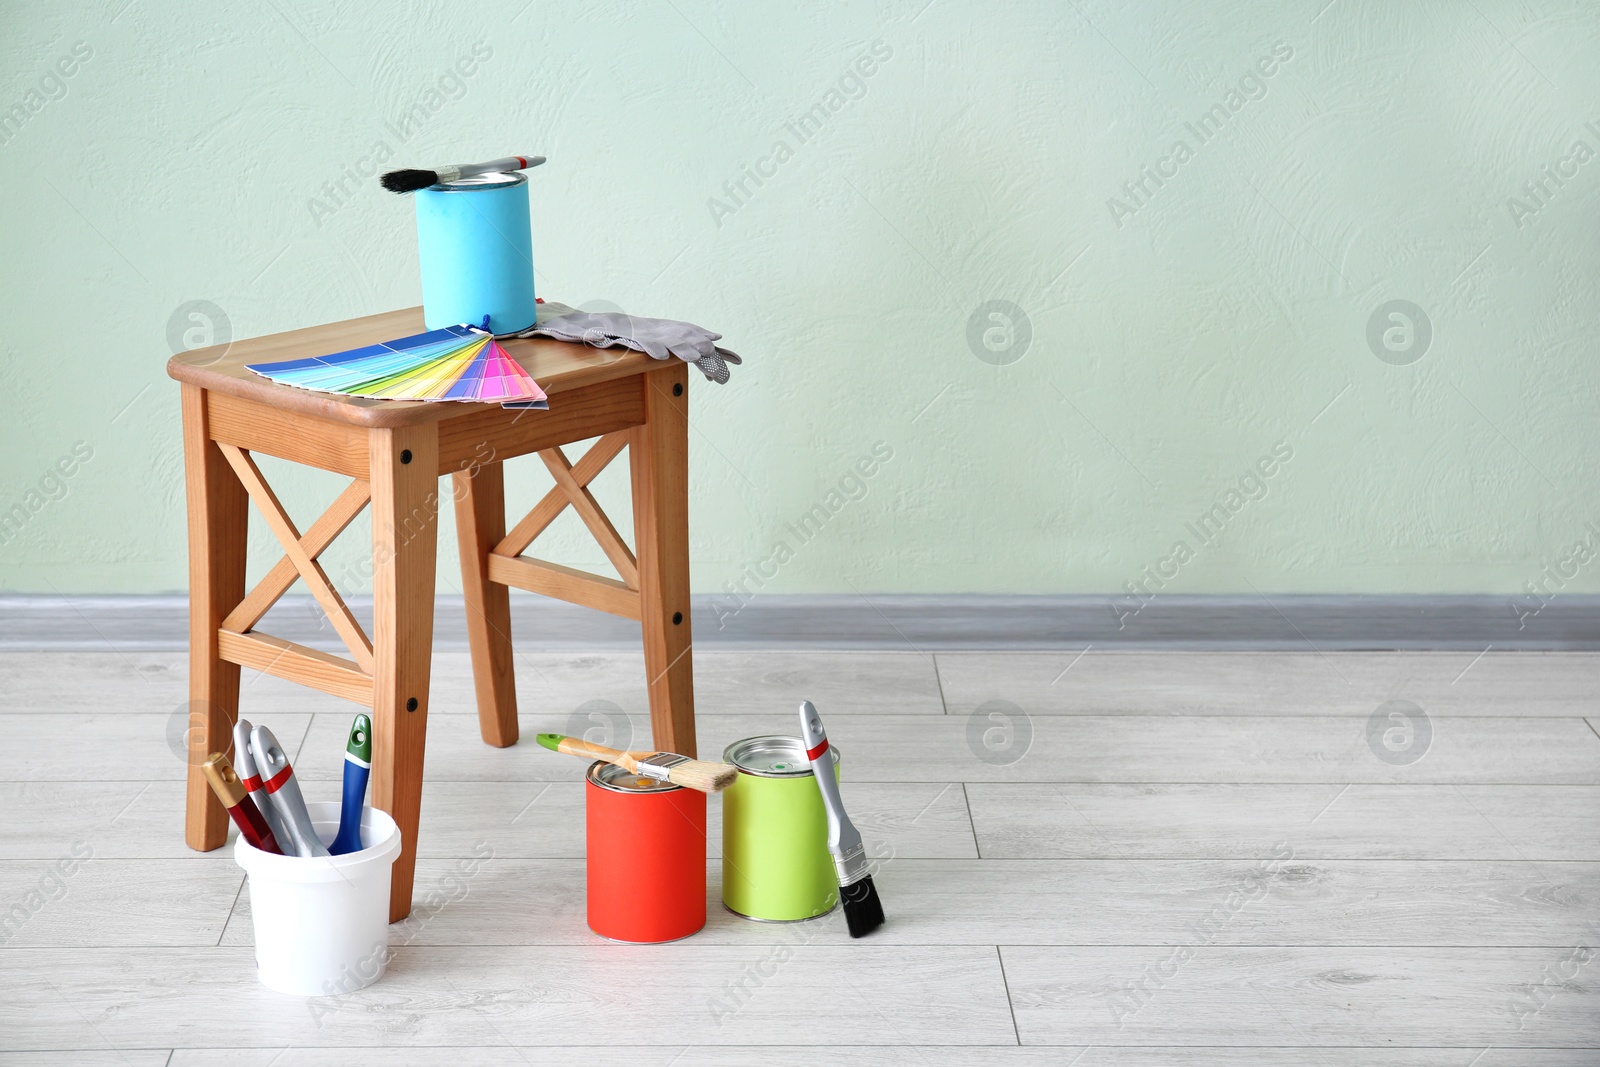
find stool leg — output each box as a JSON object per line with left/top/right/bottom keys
{"left": 452, "top": 459, "right": 519, "bottom": 747}
{"left": 631, "top": 364, "right": 697, "bottom": 757}
{"left": 369, "top": 425, "right": 439, "bottom": 923}
{"left": 182, "top": 386, "right": 247, "bottom": 852}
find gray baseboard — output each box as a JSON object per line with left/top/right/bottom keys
{"left": 0, "top": 592, "right": 1595, "bottom": 651}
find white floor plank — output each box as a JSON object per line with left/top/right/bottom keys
{"left": 0, "top": 779, "right": 973, "bottom": 863}
{"left": 936, "top": 651, "right": 1600, "bottom": 716}
{"left": 0, "top": 1053, "right": 173, "bottom": 1066}
{"left": 0, "top": 858, "right": 239, "bottom": 947}
{"left": 1003, "top": 945, "right": 1600, "bottom": 1047}
{"left": 64, "top": 772, "right": 1600, "bottom": 871}
{"left": 0, "top": 781, "right": 194, "bottom": 860}
{"left": 966, "top": 784, "right": 1600, "bottom": 860}
{"left": 18, "top": 711, "right": 1593, "bottom": 787}
{"left": 0, "top": 650, "right": 943, "bottom": 717}
{"left": 0, "top": 651, "right": 188, "bottom": 715}
{"left": 150, "top": 1049, "right": 1600, "bottom": 1067}
{"left": 693, "top": 650, "right": 945, "bottom": 714}
{"left": 0, "top": 945, "right": 1016, "bottom": 1049}
{"left": 32, "top": 1049, "right": 1600, "bottom": 1067}
{"left": 0, "top": 713, "right": 315, "bottom": 781}
{"left": 285, "top": 712, "right": 1600, "bottom": 784}
{"left": 458, "top": 649, "right": 947, "bottom": 716}
{"left": 7, "top": 648, "right": 1589, "bottom": 719}
{"left": 215, "top": 857, "right": 1600, "bottom": 949}
{"left": 364, "top": 779, "right": 977, "bottom": 861}
{"left": 170, "top": 1052, "right": 1076, "bottom": 1067}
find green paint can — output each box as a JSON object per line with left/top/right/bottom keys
{"left": 721, "top": 735, "right": 842, "bottom": 922}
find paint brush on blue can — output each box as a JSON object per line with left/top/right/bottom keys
{"left": 330, "top": 714, "right": 372, "bottom": 855}
{"left": 381, "top": 153, "right": 545, "bottom": 193}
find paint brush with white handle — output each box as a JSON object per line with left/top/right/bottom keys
{"left": 381, "top": 154, "right": 545, "bottom": 193}
{"left": 799, "top": 700, "right": 885, "bottom": 938}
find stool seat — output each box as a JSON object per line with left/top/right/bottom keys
{"left": 167, "top": 307, "right": 655, "bottom": 426}
{"left": 169, "top": 307, "right": 698, "bottom": 921}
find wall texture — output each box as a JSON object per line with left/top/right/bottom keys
{"left": 2, "top": 1, "right": 1598, "bottom": 602}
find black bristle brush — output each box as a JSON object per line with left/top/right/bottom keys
{"left": 380, "top": 154, "right": 545, "bottom": 193}
{"left": 799, "top": 700, "right": 885, "bottom": 938}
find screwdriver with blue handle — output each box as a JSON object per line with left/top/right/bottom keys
{"left": 330, "top": 713, "right": 372, "bottom": 855}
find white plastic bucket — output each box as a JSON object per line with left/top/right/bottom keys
{"left": 233, "top": 801, "right": 402, "bottom": 997}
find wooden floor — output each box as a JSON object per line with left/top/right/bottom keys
{"left": 2, "top": 648, "right": 1598, "bottom": 1065}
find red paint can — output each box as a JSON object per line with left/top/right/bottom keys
{"left": 585, "top": 760, "right": 706, "bottom": 943}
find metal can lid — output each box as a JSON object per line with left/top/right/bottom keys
{"left": 586, "top": 759, "right": 680, "bottom": 793}
{"left": 431, "top": 171, "right": 527, "bottom": 192}
{"left": 723, "top": 734, "right": 840, "bottom": 778}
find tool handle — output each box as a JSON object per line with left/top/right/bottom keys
{"left": 252, "top": 726, "right": 331, "bottom": 858}
{"left": 231, "top": 795, "right": 284, "bottom": 855}
{"left": 201, "top": 753, "right": 248, "bottom": 807}
{"left": 537, "top": 733, "right": 640, "bottom": 773}
{"left": 799, "top": 701, "right": 864, "bottom": 858}
{"left": 232, "top": 719, "right": 293, "bottom": 842}
{"left": 267, "top": 773, "right": 331, "bottom": 858}
{"left": 330, "top": 713, "right": 371, "bottom": 855}
{"left": 247, "top": 781, "right": 293, "bottom": 847}
{"left": 201, "top": 753, "right": 284, "bottom": 855}
{"left": 330, "top": 758, "right": 370, "bottom": 855}
{"left": 440, "top": 155, "right": 546, "bottom": 182}
{"left": 231, "top": 719, "right": 257, "bottom": 782}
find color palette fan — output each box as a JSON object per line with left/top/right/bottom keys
{"left": 247, "top": 325, "right": 548, "bottom": 407}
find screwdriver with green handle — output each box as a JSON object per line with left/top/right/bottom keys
{"left": 330, "top": 714, "right": 372, "bottom": 855}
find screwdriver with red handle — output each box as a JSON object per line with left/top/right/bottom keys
{"left": 200, "top": 752, "right": 283, "bottom": 854}
{"left": 233, "top": 718, "right": 293, "bottom": 848}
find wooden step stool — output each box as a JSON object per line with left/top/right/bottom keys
{"left": 168, "top": 308, "right": 697, "bottom": 921}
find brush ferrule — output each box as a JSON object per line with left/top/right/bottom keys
{"left": 833, "top": 841, "right": 871, "bottom": 886}
{"left": 634, "top": 752, "right": 690, "bottom": 782}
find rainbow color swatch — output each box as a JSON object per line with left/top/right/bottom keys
{"left": 247, "top": 325, "right": 548, "bottom": 406}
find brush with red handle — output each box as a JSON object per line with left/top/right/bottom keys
{"left": 201, "top": 753, "right": 283, "bottom": 854}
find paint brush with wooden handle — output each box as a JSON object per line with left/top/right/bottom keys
{"left": 201, "top": 753, "right": 283, "bottom": 855}
{"left": 535, "top": 733, "right": 737, "bottom": 793}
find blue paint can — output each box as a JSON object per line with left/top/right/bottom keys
{"left": 414, "top": 172, "right": 538, "bottom": 334}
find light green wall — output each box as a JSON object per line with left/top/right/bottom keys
{"left": 3, "top": 1, "right": 1598, "bottom": 599}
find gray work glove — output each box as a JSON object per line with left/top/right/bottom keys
{"left": 516, "top": 301, "right": 742, "bottom": 384}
